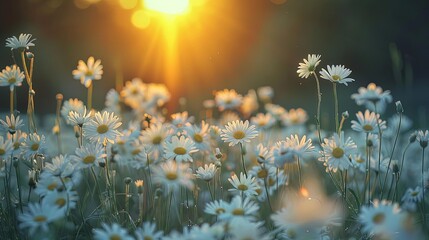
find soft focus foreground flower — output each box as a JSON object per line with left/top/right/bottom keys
{"left": 358, "top": 199, "right": 405, "bottom": 237}
{"left": 0, "top": 114, "right": 24, "bottom": 134}
{"left": 240, "top": 89, "right": 259, "bottom": 118}
{"left": 44, "top": 154, "right": 75, "bottom": 178}
{"left": 351, "top": 83, "right": 393, "bottom": 113}
{"left": 401, "top": 186, "right": 423, "bottom": 211}
{"left": 351, "top": 110, "right": 386, "bottom": 133}
{"left": 281, "top": 108, "right": 308, "bottom": 127}
{"left": 297, "top": 54, "right": 321, "bottom": 78}
{"left": 319, "top": 132, "right": 357, "bottom": 172}
{"left": 5, "top": 33, "right": 36, "bottom": 50}
{"left": 135, "top": 222, "right": 164, "bottom": 240}
{"left": 0, "top": 136, "right": 13, "bottom": 158}
{"left": 152, "top": 160, "right": 194, "bottom": 192}
{"left": 195, "top": 163, "right": 217, "bottom": 181}
{"left": 72, "top": 56, "right": 103, "bottom": 88}
{"left": 257, "top": 86, "right": 274, "bottom": 103}
{"left": 205, "top": 199, "right": 228, "bottom": 216}
{"left": 220, "top": 195, "right": 259, "bottom": 220}
{"left": 319, "top": 65, "right": 354, "bottom": 85}
{"left": 18, "top": 202, "right": 63, "bottom": 235}
{"left": 214, "top": 89, "right": 243, "bottom": 111}
{"left": 68, "top": 107, "right": 91, "bottom": 127}
{"left": 164, "top": 135, "right": 198, "bottom": 162}
{"left": 220, "top": 120, "right": 258, "bottom": 146}
{"left": 120, "top": 78, "right": 146, "bottom": 109}
{"left": 250, "top": 113, "right": 275, "bottom": 130}
{"left": 0, "top": 65, "right": 25, "bottom": 91}
{"left": 84, "top": 111, "right": 122, "bottom": 144}
{"left": 93, "top": 223, "right": 134, "bottom": 240}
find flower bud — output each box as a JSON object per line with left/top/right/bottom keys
{"left": 395, "top": 101, "right": 403, "bottom": 113}
{"left": 26, "top": 52, "right": 34, "bottom": 59}
{"left": 124, "top": 177, "right": 132, "bottom": 185}
{"left": 215, "top": 148, "right": 223, "bottom": 160}
{"left": 342, "top": 111, "right": 349, "bottom": 119}
{"left": 409, "top": 132, "right": 417, "bottom": 143}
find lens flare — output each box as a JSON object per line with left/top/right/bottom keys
{"left": 144, "top": 0, "right": 190, "bottom": 15}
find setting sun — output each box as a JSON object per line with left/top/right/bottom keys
{"left": 144, "top": 0, "right": 190, "bottom": 15}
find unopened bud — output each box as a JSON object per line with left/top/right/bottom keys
{"left": 56, "top": 93, "right": 63, "bottom": 101}
{"left": 26, "top": 52, "right": 34, "bottom": 59}
{"left": 342, "top": 111, "right": 349, "bottom": 119}
{"left": 124, "top": 177, "right": 132, "bottom": 184}
{"left": 409, "top": 132, "right": 417, "bottom": 143}
{"left": 366, "top": 139, "right": 374, "bottom": 147}
{"left": 215, "top": 148, "right": 223, "bottom": 159}
{"left": 395, "top": 101, "right": 403, "bottom": 113}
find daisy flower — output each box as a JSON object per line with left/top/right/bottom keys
{"left": 84, "top": 111, "right": 122, "bottom": 144}
{"left": 417, "top": 130, "right": 429, "bottom": 149}
{"left": 34, "top": 175, "right": 69, "bottom": 197}
{"left": 141, "top": 123, "right": 169, "bottom": 154}
{"left": 18, "top": 202, "right": 63, "bottom": 235}
{"left": 72, "top": 56, "right": 103, "bottom": 88}
{"left": 297, "top": 54, "right": 321, "bottom": 78}
{"left": 281, "top": 108, "right": 308, "bottom": 127}
{"left": 152, "top": 160, "right": 194, "bottom": 192}
{"left": 120, "top": 78, "right": 147, "bottom": 109}
{"left": 0, "top": 65, "right": 25, "bottom": 91}
{"left": 44, "top": 154, "right": 75, "bottom": 178}
{"left": 265, "top": 103, "right": 286, "bottom": 120}
{"left": 228, "top": 172, "right": 260, "bottom": 197}
{"left": 257, "top": 86, "right": 274, "bottom": 103}
{"left": 351, "top": 110, "right": 386, "bottom": 133}
{"left": 401, "top": 186, "right": 423, "bottom": 211}
{"left": 253, "top": 143, "right": 273, "bottom": 164}
{"left": 71, "top": 142, "right": 106, "bottom": 169}
{"left": 104, "top": 89, "right": 121, "bottom": 114}
{"left": 240, "top": 89, "right": 259, "bottom": 118}
{"left": 43, "top": 189, "right": 79, "bottom": 212}
{"left": 0, "top": 114, "right": 24, "bottom": 134}
{"left": 171, "top": 111, "right": 194, "bottom": 130}
{"left": 358, "top": 199, "right": 404, "bottom": 236}
{"left": 250, "top": 113, "right": 276, "bottom": 130}
{"left": 229, "top": 217, "right": 269, "bottom": 240}
{"left": 319, "top": 132, "right": 357, "bottom": 172}
{"left": 5, "top": 33, "right": 36, "bottom": 50}
{"left": 61, "top": 98, "right": 85, "bottom": 125}
{"left": 0, "top": 136, "right": 13, "bottom": 159}
{"left": 205, "top": 199, "right": 228, "bottom": 216}
{"left": 22, "top": 133, "right": 46, "bottom": 157}
{"left": 220, "top": 120, "right": 258, "bottom": 147}
{"left": 145, "top": 83, "right": 171, "bottom": 109}
{"left": 68, "top": 107, "right": 92, "bottom": 127}
{"left": 219, "top": 195, "right": 259, "bottom": 220}
{"left": 185, "top": 121, "right": 210, "bottom": 151}
{"left": 285, "top": 134, "right": 315, "bottom": 158}
{"left": 271, "top": 140, "right": 295, "bottom": 167}
{"left": 93, "top": 223, "right": 134, "bottom": 240}
{"left": 214, "top": 89, "right": 243, "bottom": 111}
{"left": 164, "top": 135, "right": 198, "bottom": 162}
{"left": 135, "top": 222, "right": 164, "bottom": 240}
{"left": 351, "top": 83, "right": 393, "bottom": 113}
{"left": 195, "top": 163, "right": 217, "bottom": 181}
{"left": 319, "top": 65, "right": 354, "bottom": 85}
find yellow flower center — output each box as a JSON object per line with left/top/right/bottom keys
{"left": 308, "top": 65, "right": 315, "bottom": 72}
{"left": 8, "top": 77, "right": 16, "bottom": 84}
{"left": 356, "top": 157, "right": 365, "bottom": 163}
{"left": 237, "top": 184, "right": 248, "bottom": 191}
{"left": 47, "top": 182, "right": 57, "bottom": 191}
{"left": 97, "top": 124, "right": 109, "bottom": 134}
{"left": 363, "top": 124, "right": 373, "bottom": 132}
{"left": 268, "top": 177, "right": 275, "bottom": 186}
{"left": 110, "top": 235, "right": 122, "bottom": 240}
{"left": 144, "top": 237, "right": 153, "bottom": 240}
{"left": 233, "top": 130, "right": 245, "bottom": 140}
{"left": 83, "top": 155, "right": 96, "bottom": 164}
{"left": 55, "top": 198, "right": 66, "bottom": 207}
{"left": 85, "top": 70, "right": 94, "bottom": 77}
{"left": 31, "top": 143, "right": 39, "bottom": 151}
{"left": 372, "top": 213, "right": 385, "bottom": 224}
{"left": 232, "top": 208, "right": 244, "bottom": 215}
{"left": 131, "top": 88, "right": 139, "bottom": 95}
{"left": 174, "top": 147, "right": 187, "bottom": 155}
{"left": 332, "top": 147, "right": 344, "bottom": 158}
{"left": 257, "top": 169, "right": 268, "bottom": 178}
{"left": 132, "top": 149, "right": 141, "bottom": 155}
{"left": 166, "top": 172, "right": 178, "bottom": 180}
{"left": 411, "top": 191, "right": 419, "bottom": 197}
{"left": 0, "top": 149, "right": 5, "bottom": 155}
{"left": 255, "top": 188, "right": 262, "bottom": 195}
{"left": 193, "top": 134, "right": 203, "bottom": 143}
{"left": 33, "top": 215, "right": 47, "bottom": 222}
{"left": 152, "top": 136, "right": 162, "bottom": 145}
{"left": 215, "top": 208, "right": 225, "bottom": 214}
{"left": 13, "top": 142, "right": 20, "bottom": 150}
{"left": 332, "top": 75, "right": 341, "bottom": 81}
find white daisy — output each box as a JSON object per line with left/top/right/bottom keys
{"left": 141, "top": 123, "right": 170, "bottom": 155}
{"left": 71, "top": 142, "right": 106, "bottom": 169}
{"left": 93, "top": 223, "right": 134, "bottom": 240}
{"left": 44, "top": 154, "right": 75, "bottom": 178}
{"left": 43, "top": 189, "right": 79, "bottom": 212}
{"left": 5, "top": 33, "right": 36, "bottom": 50}
{"left": 214, "top": 89, "right": 243, "bottom": 111}
{"left": 83, "top": 111, "right": 122, "bottom": 144}
{"left": 401, "top": 186, "right": 423, "bottom": 211}
{"left": 0, "top": 114, "right": 24, "bottom": 134}
{"left": 61, "top": 98, "right": 85, "bottom": 125}
{"left": 281, "top": 108, "right": 308, "bottom": 127}
{"left": 228, "top": 172, "right": 260, "bottom": 197}
{"left": 257, "top": 86, "right": 274, "bottom": 103}
{"left": 319, "top": 65, "right": 354, "bottom": 85}
{"left": 34, "top": 175, "right": 67, "bottom": 197}
{"left": 250, "top": 113, "right": 276, "bottom": 130}
{"left": 184, "top": 121, "right": 210, "bottom": 151}
{"left": 145, "top": 83, "right": 171, "bottom": 110}
{"left": 240, "top": 89, "right": 259, "bottom": 118}
{"left": 265, "top": 103, "right": 286, "bottom": 120}
{"left": 72, "top": 56, "right": 103, "bottom": 88}
{"left": 164, "top": 135, "right": 198, "bottom": 162}
{"left": 319, "top": 132, "right": 357, "bottom": 172}
{"left": 18, "top": 202, "right": 63, "bottom": 235}
{"left": 205, "top": 199, "right": 228, "bottom": 216}
{"left": 253, "top": 143, "right": 273, "bottom": 164}
{"left": 351, "top": 110, "right": 386, "bottom": 133}
{"left": 271, "top": 140, "right": 295, "bottom": 167}
{"left": 351, "top": 83, "right": 393, "bottom": 113}
{"left": 104, "top": 89, "right": 121, "bottom": 114}
{"left": 68, "top": 107, "right": 92, "bottom": 127}
{"left": 0, "top": 136, "right": 13, "bottom": 159}
{"left": 171, "top": 111, "right": 194, "bottom": 130}
{"left": 285, "top": 134, "right": 315, "bottom": 159}
{"left": 0, "top": 65, "right": 25, "bottom": 91}
{"left": 219, "top": 195, "right": 259, "bottom": 220}
{"left": 229, "top": 217, "right": 269, "bottom": 240}
{"left": 417, "top": 130, "right": 429, "bottom": 149}
{"left": 152, "top": 160, "right": 194, "bottom": 192}
{"left": 195, "top": 163, "right": 217, "bottom": 181}
{"left": 220, "top": 120, "right": 258, "bottom": 147}
{"left": 297, "top": 54, "right": 321, "bottom": 79}
{"left": 22, "top": 133, "right": 46, "bottom": 157}
{"left": 120, "top": 78, "right": 147, "bottom": 109}
{"left": 135, "top": 222, "right": 164, "bottom": 240}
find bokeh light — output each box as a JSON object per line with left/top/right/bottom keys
{"left": 143, "top": 0, "right": 190, "bottom": 15}
{"left": 131, "top": 9, "right": 151, "bottom": 29}
{"left": 119, "top": 0, "right": 138, "bottom": 10}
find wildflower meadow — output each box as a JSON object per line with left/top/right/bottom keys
{"left": 1, "top": 2, "right": 429, "bottom": 240}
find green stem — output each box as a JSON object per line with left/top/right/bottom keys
{"left": 333, "top": 83, "right": 339, "bottom": 133}
{"left": 373, "top": 103, "right": 383, "bottom": 188}
{"left": 207, "top": 182, "right": 214, "bottom": 202}
{"left": 239, "top": 143, "right": 247, "bottom": 177}
{"left": 422, "top": 148, "right": 426, "bottom": 228}
{"left": 87, "top": 83, "right": 93, "bottom": 111}
{"left": 10, "top": 89, "right": 14, "bottom": 115}
{"left": 297, "top": 157, "right": 302, "bottom": 189}
{"left": 14, "top": 160, "right": 23, "bottom": 213}
{"left": 313, "top": 72, "right": 323, "bottom": 144}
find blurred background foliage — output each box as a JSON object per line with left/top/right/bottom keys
{"left": 1, "top": 0, "right": 428, "bottom": 126}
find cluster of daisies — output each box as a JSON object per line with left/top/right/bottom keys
{"left": 0, "top": 34, "right": 428, "bottom": 240}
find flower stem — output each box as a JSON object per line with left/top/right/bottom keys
{"left": 87, "top": 83, "right": 93, "bottom": 111}
{"left": 239, "top": 143, "right": 247, "bottom": 177}
{"left": 297, "top": 157, "right": 302, "bottom": 189}
{"left": 207, "top": 182, "right": 214, "bottom": 202}
{"left": 332, "top": 83, "right": 339, "bottom": 133}
{"left": 312, "top": 72, "right": 323, "bottom": 144}
{"left": 10, "top": 89, "right": 14, "bottom": 115}
{"left": 14, "top": 160, "right": 23, "bottom": 213}
{"left": 422, "top": 148, "right": 426, "bottom": 228}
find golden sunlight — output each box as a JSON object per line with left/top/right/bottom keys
{"left": 144, "top": 0, "right": 190, "bottom": 15}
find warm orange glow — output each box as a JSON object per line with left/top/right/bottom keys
{"left": 131, "top": 10, "right": 151, "bottom": 29}
{"left": 119, "top": 0, "right": 138, "bottom": 9}
{"left": 300, "top": 187, "right": 309, "bottom": 198}
{"left": 144, "top": 0, "right": 190, "bottom": 15}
